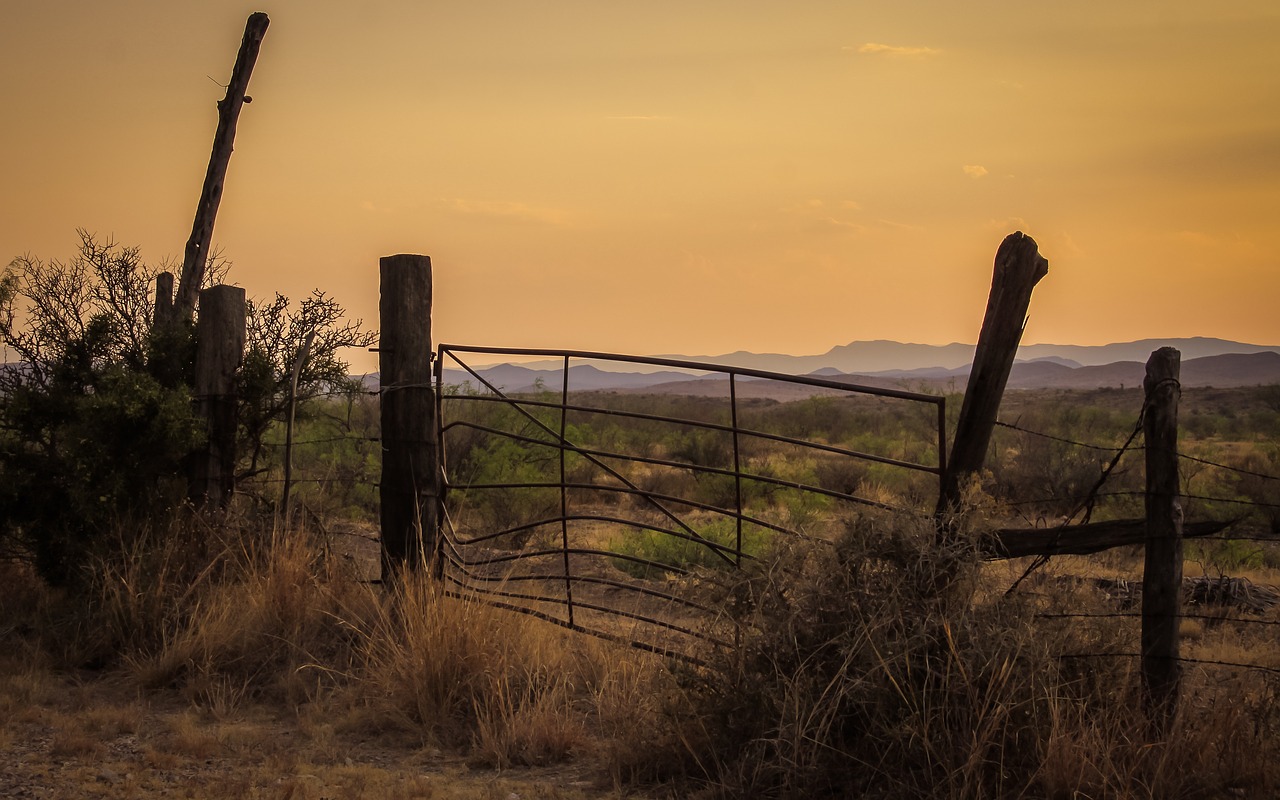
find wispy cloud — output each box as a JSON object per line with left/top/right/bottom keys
{"left": 850, "top": 43, "right": 941, "bottom": 58}
{"left": 1175, "top": 230, "right": 1216, "bottom": 247}
{"left": 876, "top": 218, "right": 925, "bottom": 233}
{"left": 1169, "top": 230, "right": 1259, "bottom": 257}
{"left": 815, "top": 217, "right": 867, "bottom": 234}
{"left": 778, "top": 199, "right": 866, "bottom": 235}
{"left": 440, "top": 198, "right": 575, "bottom": 227}
{"left": 779, "top": 198, "right": 827, "bottom": 214}
{"left": 990, "top": 216, "right": 1028, "bottom": 232}
{"left": 1058, "top": 231, "right": 1084, "bottom": 257}
{"left": 963, "top": 164, "right": 989, "bottom": 178}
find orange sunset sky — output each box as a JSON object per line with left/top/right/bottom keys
{"left": 2, "top": 2, "right": 1278, "bottom": 371}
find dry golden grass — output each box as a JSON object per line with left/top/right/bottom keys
{"left": 1, "top": 519, "right": 659, "bottom": 797}
{"left": 642, "top": 509, "right": 1280, "bottom": 799}
{"left": 5, "top": 505, "right": 1280, "bottom": 798}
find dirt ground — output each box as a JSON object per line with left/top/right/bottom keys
{"left": 0, "top": 667, "right": 638, "bottom": 800}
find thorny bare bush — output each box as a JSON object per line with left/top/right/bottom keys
{"left": 238, "top": 291, "right": 376, "bottom": 481}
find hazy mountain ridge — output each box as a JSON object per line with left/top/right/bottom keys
{"left": 431, "top": 338, "right": 1280, "bottom": 395}
{"left": 440, "top": 363, "right": 708, "bottom": 393}
{"left": 624, "top": 352, "right": 1280, "bottom": 399}
{"left": 676, "top": 336, "right": 1279, "bottom": 375}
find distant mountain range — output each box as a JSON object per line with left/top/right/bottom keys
{"left": 434, "top": 337, "right": 1280, "bottom": 395}
{"left": 664, "top": 337, "right": 1280, "bottom": 374}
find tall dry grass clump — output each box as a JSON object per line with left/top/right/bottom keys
{"left": 349, "top": 571, "right": 659, "bottom": 767}
{"left": 348, "top": 568, "right": 586, "bottom": 752}
{"left": 85, "top": 518, "right": 375, "bottom": 709}
{"left": 36, "top": 515, "right": 665, "bottom": 769}
{"left": 651, "top": 509, "right": 1280, "bottom": 799}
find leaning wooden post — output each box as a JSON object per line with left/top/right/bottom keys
{"left": 1142, "top": 346, "right": 1183, "bottom": 729}
{"left": 189, "top": 285, "right": 247, "bottom": 509}
{"left": 174, "top": 12, "right": 270, "bottom": 320}
{"left": 937, "top": 232, "right": 1049, "bottom": 525}
{"left": 379, "top": 255, "right": 438, "bottom": 577}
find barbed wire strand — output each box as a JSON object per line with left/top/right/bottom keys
{"left": 377, "top": 381, "right": 436, "bottom": 394}
{"left": 1003, "top": 490, "right": 1144, "bottom": 508}
{"left": 261, "top": 436, "right": 381, "bottom": 447}
{"left": 1184, "top": 494, "right": 1280, "bottom": 510}
{"left": 1177, "top": 451, "right": 1280, "bottom": 482}
{"left": 1037, "top": 612, "right": 1280, "bottom": 627}
{"left": 1005, "top": 490, "right": 1280, "bottom": 512}
{"left": 241, "top": 477, "right": 380, "bottom": 488}
{"left": 998, "top": 414, "right": 1280, "bottom": 483}
{"left": 1056, "top": 652, "right": 1280, "bottom": 676}
{"left": 995, "top": 419, "right": 1140, "bottom": 453}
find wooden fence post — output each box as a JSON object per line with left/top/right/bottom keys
{"left": 379, "top": 254, "right": 438, "bottom": 577}
{"left": 147, "top": 271, "right": 190, "bottom": 390}
{"left": 1142, "top": 346, "right": 1183, "bottom": 728}
{"left": 937, "top": 232, "right": 1049, "bottom": 523}
{"left": 153, "top": 272, "right": 175, "bottom": 328}
{"left": 281, "top": 328, "right": 317, "bottom": 524}
{"left": 189, "top": 285, "right": 247, "bottom": 509}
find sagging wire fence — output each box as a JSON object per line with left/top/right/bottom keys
{"left": 433, "top": 345, "right": 949, "bottom": 661}
{"left": 234, "top": 382, "right": 383, "bottom": 526}
{"left": 991, "top": 411, "right": 1280, "bottom": 538}
{"left": 220, "top": 338, "right": 1280, "bottom": 677}
{"left": 988, "top": 384, "right": 1280, "bottom": 680}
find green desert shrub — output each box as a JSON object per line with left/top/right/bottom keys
{"left": 610, "top": 517, "right": 772, "bottom": 579}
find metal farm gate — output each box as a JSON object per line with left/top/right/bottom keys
{"left": 431, "top": 345, "right": 947, "bottom": 660}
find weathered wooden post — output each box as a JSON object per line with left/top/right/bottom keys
{"left": 937, "top": 232, "right": 1049, "bottom": 524}
{"left": 153, "top": 272, "right": 175, "bottom": 328}
{"left": 379, "top": 255, "right": 438, "bottom": 576}
{"left": 148, "top": 271, "right": 191, "bottom": 390}
{"left": 1142, "top": 347, "right": 1183, "bottom": 729}
{"left": 189, "top": 285, "right": 247, "bottom": 509}
{"left": 174, "top": 12, "right": 270, "bottom": 320}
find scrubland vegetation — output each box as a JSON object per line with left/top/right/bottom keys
{"left": 5, "top": 235, "right": 1280, "bottom": 797}
{"left": 3, "top": 380, "right": 1280, "bottom": 798}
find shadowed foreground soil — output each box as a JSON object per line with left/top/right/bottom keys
{"left": 0, "top": 667, "right": 629, "bottom": 800}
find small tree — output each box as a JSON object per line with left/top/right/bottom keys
{"left": 237, "top": 290, "right": 377, "bottom": 480}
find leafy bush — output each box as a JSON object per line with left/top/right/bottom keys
{"left": 1, "top": 232, "right": 376, "bottom": 584}
{"left": 0, "top": 234, "right": 200, "bottom": 586}
{"left": 1227, "top": 446, "right": 1280, "bottom": 534}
